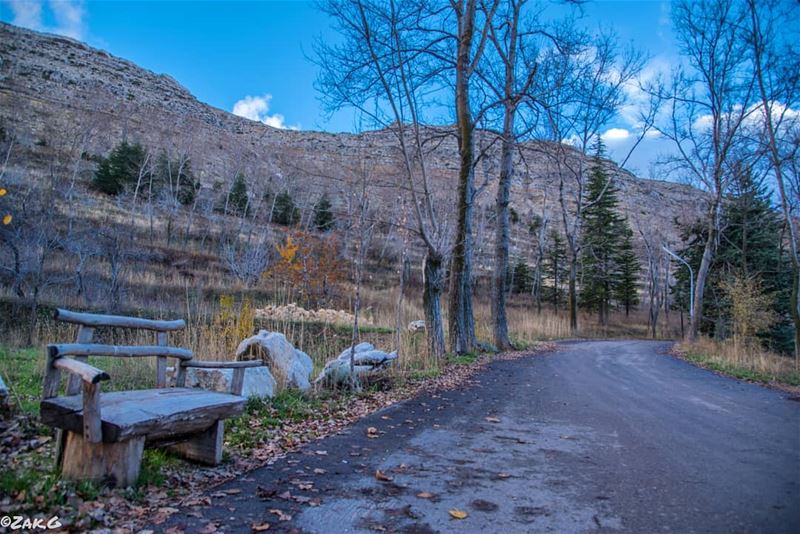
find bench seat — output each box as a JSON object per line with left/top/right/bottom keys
{"left": 41, "top": 387, "right": 246, "bottom": 443}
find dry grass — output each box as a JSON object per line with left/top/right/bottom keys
{"left": 676, "top": 337, "right": 800, "bottom": 386}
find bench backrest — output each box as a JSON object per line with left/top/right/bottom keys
{"left": 44, "top": 308, "right": 193, "bottom": 398}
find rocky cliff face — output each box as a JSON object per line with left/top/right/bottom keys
{"left": 0, "top": 22, "right": 703, "bottom": 267}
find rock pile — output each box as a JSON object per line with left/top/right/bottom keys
{"left": 255, "top": 303, "right": 372, "bottom": 326}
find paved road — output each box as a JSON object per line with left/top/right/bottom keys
{"left": 161, "top": 340, "right": 800, "bottom": 533}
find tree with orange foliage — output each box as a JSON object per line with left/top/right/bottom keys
{"left": 269, "top": 231, "right": 346, "bottom": 308}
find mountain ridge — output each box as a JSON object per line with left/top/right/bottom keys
{"left": 0, "top": 22, "right": 702, "bottom": 267}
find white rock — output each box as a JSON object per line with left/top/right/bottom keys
{"left": 316, "top": 345, "right": 397, "bottom": 388}
{"left": 183, "top": 366, "right": 276, "bottom": 398}
{"left": 337, "top": 342, "right": 375, "bottom": 360}
{"left": 314, "top": 359, "right": 376, "bottom": 387}
{"left": 295, "top": 349, "right": 314, "bottom": 376}
{"left": 236, "top": 330, "right": 312, "bottom": 390}
{"left": 408, "top": 320, "right": 426, "bottom": 333}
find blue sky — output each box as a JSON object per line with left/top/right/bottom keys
{"left": 0, "top": 0, "right": 679, "bottom": 177}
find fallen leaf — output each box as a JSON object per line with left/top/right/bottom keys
{"left": 313, "top": 468, "right": 327, "bottom": 475}
{"left": 251, "top": 522, "right": 271, "bottom": 532}
{"left": 416, "top": 492, "right": 434, "bottom": 499}
{"left": 375, "top": 470, "right": 393, "bottom": 482}
{"left": 449, "top": 509, "right": 468, "bottom": 519}
{"left": 315, "top": 450, "right": 328, "bottom": 455}
{"left": 256, "top": 486, "right": 277, "bottom": 499}
{"left": 269, "top": 509, "right": 292, "bottom": 522}
{"left": 485, "top": 416, "right": 501, "bottom": 423}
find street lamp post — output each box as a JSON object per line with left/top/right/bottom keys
{"left": 662, "top": 245, "right": 694, "bottom": 326}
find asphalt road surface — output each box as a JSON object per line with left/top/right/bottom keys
{"left": 161, "top": 340, "right": 800, "bottom": 533}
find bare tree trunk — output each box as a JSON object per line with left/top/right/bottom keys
{"left": 448, "top": 0, "right": 480, "bottom": 355}
{"left": 689, "top": 199, "right": 720, "bottom": 340}
{"left": 747, "top": 0, "right": 800, "bottom": 362}
{"left": 423, "top": 251, "right": 446, "bottom": 357}
{"left": 567, "top": 258, "right": 578, "bottom": 331}
{"left": 492, "top": 114, "right": 514, "bottom": 350}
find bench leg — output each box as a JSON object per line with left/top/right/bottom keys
{"left": 166, "top": 420, "right": 224, "bottom": 465}
{"left": 60, "top": 431, "right": 145, "bottom": 488}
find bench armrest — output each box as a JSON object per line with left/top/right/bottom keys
{"left": 51, "top": 357, "right": 108, "bottom": 443}
{"left": 176, "top": 360, "right": 260, "bottom": 396}
{"left": 53, "top": 357, "right": 110, "bottom": 384}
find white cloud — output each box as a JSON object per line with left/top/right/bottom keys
{"left": 3, "top": 0, "right": 86, "bottom": 39}
{"left": 5, "top": 0, "right": 43, "bottom": 30}
{"left": 232, "top": 94, "right": 298, "bottom": 130}
{"left": 601, "top": 128, "right": 630, "bottom": 143}
{"left": 49, "top": 0, "right": 85, "bottom": 39}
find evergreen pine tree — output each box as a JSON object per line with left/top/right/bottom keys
{"left": 92, "top": 141, "right": 147, "bottom": 195}
{"left": 511, "top": 259, "right": 533, "bottom": 294}
{"left": 545, "top": 229, "right": 567, "bottom": 311}
{"left": 272, "top": 190, "right": 300, "bottom": 225}
{"left": 313, "top": 193, "right": 335, "bottom": 231}
{"left": 672, "top": 164, "right": 791, "bottom": 351}
{"left": 92, "top": 156, "right": 121, "bottom": 195}
{"left": 614, "top": 222, "right": 641, "bottom": 316}
{"left": 579, "top": 141, "right": 624, "bottom": 324}
{"left": 228, "top": 173, "right": 250, "bottom": 216}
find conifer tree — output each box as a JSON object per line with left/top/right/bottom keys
{"left": 614, "top": 222, "right": 641, "bottom": 316}
{"left": 545, "top": 229, "right": 568, "bottom": 311}
{"left": 313, "top": 193, "right": 335, "bottom": 231}
{"left": 672, "top": 165, "right": 791, "bottom": 351}
{"left": 92, "top": 141, "right": 147, "bottom": 195}
{"left": 511, "top": 259, "right": 533, "bottom": 294}
{"left": 272, "top": 190, "right": 300, "bottom": 226}
{"left": 228, "top": 173, "right": 250, "bottom": 216}
{"left": 579, "top": 142, "right": 624, "bottom": 325}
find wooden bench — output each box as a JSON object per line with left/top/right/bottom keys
{"left": 40, "top": 308, "right": 261, "bottom": 487}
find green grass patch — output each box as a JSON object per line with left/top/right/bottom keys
{"left": 447, "top": 352, "right": 480, "bottom": 366}
{"left": 227, "top": 390, "right": 327, "bottom": 450}
{"left": 137, "top": 449, "right": 180, "bottom": 487}
{"left": 328, "top": 322, "right": 395, "bottom": 335}
{"left": 0, "top": 344, "right": 160, "bottom": 415}
{"left": 0, "top": 346, "right": 43, "bottom": 414}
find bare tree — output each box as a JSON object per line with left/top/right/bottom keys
{"left": 222, "top": 236, "right": 272, "bottom": 288}
{"left": 482, "top": 0, "right": 539, "bottom": 350}
{"left": 655, "top": 0, "right": 757, "bottom": 341}
{"left": 745, "top": 0, "right": 800, "bottom": 360}
{"left": 316, "top": 0, "right": 454, "bottom": 357}
{"left": 447, "top": 0, "right": 498, "bottom": 354}
{"left": 542, "top": 33, "right": 646, "bottom": 332}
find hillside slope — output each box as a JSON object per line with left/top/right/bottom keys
{"left": 0, "top": 22, "right": 702, "bottom": 268}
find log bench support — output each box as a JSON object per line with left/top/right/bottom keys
{"left": 166, "top": 420, "right": 225, "bottom": 465}
{"left": 41, "top": 308, "right": 261, "bottom": 487}
{"left": 61, "top": 432, "right": 145, "bottom": 488}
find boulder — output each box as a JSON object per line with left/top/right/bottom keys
{"left": 236, "top": 330, "right": 312, "bottom": 391}
{"left": 336, "top": 342, "right": 375, "bottom": 361}
{"left": 183, "top": 366, "right": 276, "bottom": 398}
{"left": 295, "top": 349, "right": 314, "bottom": 376}
{"left": 316, "top": 344, "right": 397, "bottom": 388}
{"left": 407, "top": 320, "right": 426, "bottom": 333}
